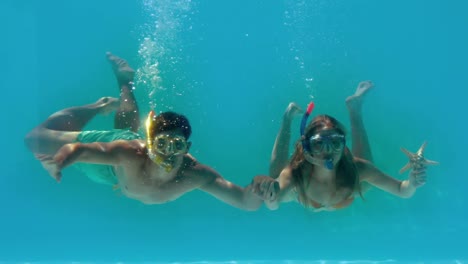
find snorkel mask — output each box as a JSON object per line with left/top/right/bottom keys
{"left": 145, "top": 110, "right": 188, "bottom": 172}
{"left": 300, "top": 102, "right": 343, "bottom": 170}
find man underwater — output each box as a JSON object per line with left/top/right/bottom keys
{"left": 24, "top": 52, "right": 278, "bottom": 209}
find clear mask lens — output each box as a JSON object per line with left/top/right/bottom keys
{"left": 309, "top": 134, "right": 345, "bottom": 154}
{"left": 152, "top": 134, "right": 188, "bottom": 156}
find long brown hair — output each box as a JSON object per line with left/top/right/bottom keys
{"left": 290, "top": 114, "right": 361, "bottom": 207}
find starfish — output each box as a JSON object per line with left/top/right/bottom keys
{"left": 399, "top": 141, "right": 439, "bottom": 174}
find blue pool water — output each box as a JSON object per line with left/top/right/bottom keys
{"left": 2, "top": 0, "right": 467, "bottom": 262}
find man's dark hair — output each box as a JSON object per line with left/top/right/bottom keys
{"left": 151, "top": 111, "right": 192, "bottom": 140}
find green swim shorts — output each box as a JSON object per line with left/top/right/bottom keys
{"left": 72, "top": 129, "right": 142, "bottom": 185}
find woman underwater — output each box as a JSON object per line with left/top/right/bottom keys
{"left": 252, "top": 81, "right": 438, "bottom": 211}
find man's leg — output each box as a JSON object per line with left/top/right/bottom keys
{"left": 345, "top": 80, "right": 374, "bottom": 162}
{"left": 106, "top": 52, "right": 140, "bottom": 132}
{"left": 24, "top": 97, "right": 119, "bottom": 156}
{"left": 269, "top": 103, "right": 302, "bottom": 179}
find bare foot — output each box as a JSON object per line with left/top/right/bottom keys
{"left": 35, "top": 154, "right": 61, "bottom": 182}
{"left": 95, "top": 97, "right": 119, "bottom": 115}
{"left": 106, "top": 52, "right": 135, "bottom": 84}
{"left": 284, "top": 102, "right": 303, "bottom": 122}
{"left": 346, "top": 80, "right": 374, "bottom": 112}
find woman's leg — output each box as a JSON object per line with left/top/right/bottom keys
{"left": 269, "top": 103, "right": 302, "bottom": 179}
{"left": 345, "top": 80, "right": 374, "bottom": 162}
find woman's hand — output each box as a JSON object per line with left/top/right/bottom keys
{"left": 250, "top": 175, "right": 280, "bottom": 202}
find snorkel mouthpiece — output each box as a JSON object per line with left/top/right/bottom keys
{"left": 325, "top": 159, "right": 334, "bottom": 170}
{"left": 155, "top": 155, "right": 174, "bottom": 172}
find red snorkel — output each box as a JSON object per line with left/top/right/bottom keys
{"left": 300, "top": 102, "right": 315, "bottom": 152}
{"left": 300, "top": 101, "right": 334, "bottom": 170}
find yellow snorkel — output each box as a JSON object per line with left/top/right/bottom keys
{"left": 145, "top": 110, "right": 156, "bottom": 150}
{"left": 145, "top": 110, "right": 174, "bottom": 172}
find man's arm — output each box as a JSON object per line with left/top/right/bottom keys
{"left": 195, "top": 165, "right": 266, "bottom": 211}
{"left": 357, "top": 158, "right": 425, "bottom": 198}
{"left": 52, "top": 140, "right": 145, "bottom": 181}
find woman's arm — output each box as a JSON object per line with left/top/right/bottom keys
{"left": 356, "top": 158, "right": 427, "bottom": 198}
{"left": 262, "top": 167, "right": 297, "bottom": 210}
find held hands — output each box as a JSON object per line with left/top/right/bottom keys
{"left": 250, "top": 175, "right": 280, "bottom": 202}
